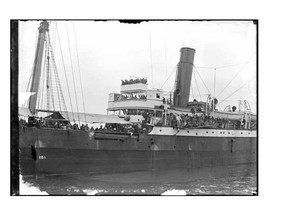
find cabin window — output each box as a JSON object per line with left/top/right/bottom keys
{"left": 196, "top": 133, "right": 198, "bottom": 135}
{"left": 206, "top": 131, "right": 208, "bottom": 133}
{"left": 241, "top": 132, "right": 243, "bottom": 134}
{"left": 159, "top": 129, "right": 162, "bottom": 132}
{"left": 156, "top": 93, "right": 160, "bottom": 99}
{"left": 187, "top": 131, "right": 189, "bottom": 133}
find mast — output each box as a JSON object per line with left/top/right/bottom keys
{"left": 28, "top": 21, "right": 49, "bottom": 114}
{"left": 173, "top": 47, "right": 195, "bottom": 108}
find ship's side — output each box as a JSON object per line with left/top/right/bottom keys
{"left": 19, "top": 125, "right": 256, "bottom": 176}
{"left": 18, "top": 21, "right": 257, "bottom": 177}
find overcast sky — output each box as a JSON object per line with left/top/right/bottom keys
{"left": 19, "top": 20, "right": 257, "bottom": 114}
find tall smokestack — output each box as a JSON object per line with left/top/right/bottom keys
{"left": 173, "top": 47, "right": 195, "bottom": 108}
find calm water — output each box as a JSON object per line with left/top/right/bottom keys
{"left": 21, "top": 164, "right": 257, "bottom": 195}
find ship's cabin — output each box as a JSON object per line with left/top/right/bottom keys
{"left": 107, "top": 77, "right": 172, "bottom": 125}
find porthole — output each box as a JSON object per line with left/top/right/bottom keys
{"left": 223, "top": 132, "right": 225, "bottom": 134}
{"left": 196, "top": 133, "right": 198, "bottom": 135}
{"left": 228, "top": 132, "right": 230, "bottom": 134}
{"left": 187, "top": 131, "right": 189, "bottom": 133}
{"left": 241, "top": 132, "right": 243, "bottom": 134}
{"left": 212, "top": 131, "right": 214, "bottom": 134}
{"left": 220, "top": 132, "right": 222, "bottom": 134}
{"left": 160, "top": 129, "right": 162, "bottom": 132}
{"left": 206, "top": 131, "right": 208, "bottom": 133}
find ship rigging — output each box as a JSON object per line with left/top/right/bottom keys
{"left": 18, "top": 21, "right": 257, "bottom": 177}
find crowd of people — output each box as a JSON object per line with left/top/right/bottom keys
{"left": 19, "top": 108, "right": 254, "bottom": 134}
{"left": 162, "top": 112, "right": 252, "bottom": 130}
{"left": 121, "top": 78, "right": 147, "bottom": 85}
{"left": 116, "top": 94, "right": 147, "bottom": 101}
{"left": 19, "top": 117, "right": 90, "bottom": 131}
{"left": 18, "top": 116, "right": 152, "bottom": 134}
{"left": 163, "top": 113, "right": 221, "bottom": 129}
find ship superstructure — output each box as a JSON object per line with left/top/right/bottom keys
{"left": 18, "top": 21, "right": 257, "bottom": 176}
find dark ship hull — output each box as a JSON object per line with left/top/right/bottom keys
{"left": 18, "top": 21, "right": 257, "bottom": 178}
{"left": 19, "top": 126, "right": 257, "bottom": 176}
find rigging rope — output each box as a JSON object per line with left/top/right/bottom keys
{"left": 40, "top": 39, "right": 49, "bottom": 110}
{"left": 193, "top": 65, "right": 211, "bottom": 95}
{"left": 66, "top": 23, "right": 81, "bottom": 125}
{"left": 163, "top": 23, "right": 168, "bottom": 90}
{"left": 73, "top": 23, "right": 87, "bottom": 124}
{"left": 46, "top": 43, "right": 56, "bottom": 111}
{"left": 160, "top": 64, "right": 178, "bottom": 89}
{"left": 56, "top": 23, "right": 75, "bottom": 122}
{"left": 218, "top": 76, "right": 256, "bottom": 106}
{"left": 195, "top": 61, "right": 250, "bottom": 69}
{"left": 52, "top": 22, "right": 57, "bottom": 54}
{"left": 47, "top": 33, "right": 66, "bottom": 114}
{"left": 190, "top": 71, "right": 194, "bottom": 99}
{"left": 193, "top": 69, "right": 202, "bottom": 101}
{"left": 216, "top": 60, "right": 250, "bottom": 98}
{"left": 149, "top": 22, "right": 154, "bottom": 88}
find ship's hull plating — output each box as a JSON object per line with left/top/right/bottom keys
{"left": 19, "top": 126, "right": 257, "bottom": 176}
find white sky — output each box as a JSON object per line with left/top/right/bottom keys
{"left": 3, "top": 0, "right": 288, "bottom": 214}
{"left": 19, "top": 20, "right": 257, "bottom": 114}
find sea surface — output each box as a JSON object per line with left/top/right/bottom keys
{"left": 20, "top": 164, "right": 257, "bottom": 195}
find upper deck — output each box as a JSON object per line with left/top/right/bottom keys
{"left": 107, "top": 78, "right": 171, "bottom": 111}
{"left": 107, "top": 89, "right": 170, "bottom": 111}
{"left": 121, "top": 83, "right": 148, "bottom": 93}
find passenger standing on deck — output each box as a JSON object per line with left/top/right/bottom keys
{"left": 171, "top": 114, "right": 177, "bottom": 129}
{"left": 242, "top": 116, "right": 246, "bottom": 129}
{"left": 176, "top": 114, "right": 181, "bottom": 129}
{"left": 80, "top": 124, "right": 85, "bottom": 130}
{"left": 85, "top": 124, "right": 89, "bottom": 130}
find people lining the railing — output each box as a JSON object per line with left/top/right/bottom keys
{"left": 121, "top": 78, "right": 147, "bottom": 85}
{"left": 19, "top": 109, "right": 255, "bottom": 133}
{"left": 115, "top": 93, "right": 147, "bottom": 101}
{"left": 155, "top": 111, "right": 254, "bottom": 130}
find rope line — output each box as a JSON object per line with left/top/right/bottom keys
{"left": 47, "top": 33, "right": 67, "bottom": 114}
{"left": 163, "top": 23, "right": 168, "bottom": 90}
{"left": 38, "top": 38, "right": 48, "bottom": 110}
{"left": 190, "top": 71, "right": 194, "bottom": 99}
{"left": 216, "top": 60, "right": 250, "bottom": 98}
{"left": 56, "top": 23, "right": 75, "bottom": 122}
{"left": 149, "top": 23, "right": 154, "bottom": 88}
{"left": 66, "top": 23, "right": 81, "bottom": 125}
{"left": 195, "top": 61, "right": 250, "bottom": 69}
{"left": 160, "top": 64, "right": 178, "bottom": 89}
{"left": 73, "top": 23, "right": 87, "bottom": 124}
{"left": 193, "top": 69, "right": 202, "bottom": 101}
{"left": 218, "top": 76, "right": 256, "bottom": 105}
{"left": 193, "top": 65, "right": 211, "bottom": 94}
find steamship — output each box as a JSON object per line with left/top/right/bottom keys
{"left": 18, "top": 21, "right": 257, "bottom": 176}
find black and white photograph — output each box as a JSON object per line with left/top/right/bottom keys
{"left": 11, "top": 19, "right": 258, "bottom": 195}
